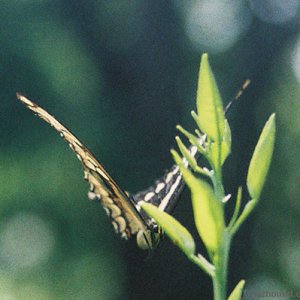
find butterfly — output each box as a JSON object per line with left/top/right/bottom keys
{"left": 17, "top": 93, "right": 198, "bottom": 250}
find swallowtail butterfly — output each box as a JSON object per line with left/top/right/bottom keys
{"left": 17, "top": 94, "right": 198, "bottom": 250}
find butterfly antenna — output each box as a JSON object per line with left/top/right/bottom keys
{"left": 224, "top": 79, "right": 251, "bottom": 114}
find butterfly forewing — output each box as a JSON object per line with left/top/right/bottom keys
{"left": 17, "top": 93, "right": 147, "bottom": 239}
{"left": 17, "top": 93, "right": 202, "bottom": 249}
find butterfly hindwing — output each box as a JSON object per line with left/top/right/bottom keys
{"left": 133, "top": 145, "right": 198, "bottom": 222}
{"left": 17, "top": 93, "right": 148, "bottom": 240}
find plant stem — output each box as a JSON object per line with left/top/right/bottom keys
{"left": 189, "top": 254, "right": 215, "bottom": 277}
{"left": 230, "top": 199, "right": 256, "bottom": 236}
{"left": 212, "top": 231, "right": 231, "bottom": 300}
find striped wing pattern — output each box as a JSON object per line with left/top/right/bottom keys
{"left": 17, "top": 93, "right": 147, "bottom": 240}
{"left": 17, "top": 93, "right": 199, "bottom": 248}
{"left": 133, "top": 145, "right": 197, "bottom": 222}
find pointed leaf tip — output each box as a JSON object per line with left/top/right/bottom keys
{"left": 247, "top": 114, "right": 276, "bottom": 199}
{"left": 197, "top": 53, "right": 225, "bottom": 141}
{"left": 228, "top": 280, "right": 245, "bottom": 300}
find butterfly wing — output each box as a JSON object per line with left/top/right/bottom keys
{"left": 133, "top": 145, "right": 198, "bottom": 222}
{"left": 17, "top": 93, "right": 148, "bottom": 240}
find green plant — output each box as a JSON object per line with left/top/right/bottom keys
{"left": 141, "top": 54, "right": 276, "bottom": 300}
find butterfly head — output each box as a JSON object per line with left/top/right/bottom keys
{"left": 136, "top": 225, "right": 162, "bottom": 250}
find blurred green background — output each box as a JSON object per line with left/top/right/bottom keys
{"left": 0, "top": 1, "right": 299, "bottom": 299}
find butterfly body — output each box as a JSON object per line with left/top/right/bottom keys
{"left": 17, "top": 93, "right": 197, "bottom": 250}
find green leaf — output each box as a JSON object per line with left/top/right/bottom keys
{"left": 176, "top": 124, "right": 206, "bottom": 155}
{"left": 175, "top": 136, "right": 205, "bottom": 174}
{"left": 196, "top": 53, "right": 225, "bottom": 142}
{"left": 141, "top": 202, "right": 195, "bottom": 256}
{"left": 209, "top": 119, "right": 232, "bottom": 168}
{"left": 221, "top": 119, "right": 232, "bottom": 162}
{"left": 228, "top": 187, "right": 242, "bottom": 230}
{"left": 247, "top": 114, "right": 276, "bottom": 199}
{"left": 228, "top": 280, "right": 245, "bottom": 300}
{"left": 230, "top": 199, "right": 256, "bottom": 235}
{"left": 172, "top": 150, "right": 224, "bottom": 253}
